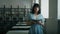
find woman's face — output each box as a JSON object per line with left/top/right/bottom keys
{"left": 34, "top": 7, "right": 39, "bottom": 13}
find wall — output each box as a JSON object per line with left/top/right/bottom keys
{"left": 0, "top": 0, "right": 32, "bottom": 8}
{"left": 46, "top": 0, "right": 58, "bottom": 34}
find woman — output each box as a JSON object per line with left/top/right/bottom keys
{"left": 26, "top": 3, "right": 45, "bottom": 34}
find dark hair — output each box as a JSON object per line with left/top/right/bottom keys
{"left": 31, "top": 3, "right": 41, "bottom": 15}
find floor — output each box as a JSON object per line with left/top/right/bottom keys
{"left": 7, "top": 30, "right": 29, "bottom": 34}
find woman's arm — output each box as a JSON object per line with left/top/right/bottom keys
{"left": 26, "top": 20, "right": 31, "bottom": 25}
{"left": 26, "top": 20, "right": 35, "bottom": 25}
{"left": 38, "top": 14, "right": 45, "bottom": 27}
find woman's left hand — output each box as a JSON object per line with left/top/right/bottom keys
{"left": 38, "top": 21, "right": 44, "bottom": 27}
{"left": 37, "top": 21, "right": 42, "bottom": 24}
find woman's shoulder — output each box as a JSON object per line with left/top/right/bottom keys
{"left": 39, "top": 14, "right": 42, "bottom": 16}
{"left": 39, "top": 14, "right": 44, "bottom": 17}
{"left": 28, "top": 13, "right": 33, "bottom": 16}
{"left": 29, "top": 13, "right": 33, "bottom": 15}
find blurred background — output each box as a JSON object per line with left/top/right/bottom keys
{"left": 0, "top": 0, "right": 59, "bottom": 34}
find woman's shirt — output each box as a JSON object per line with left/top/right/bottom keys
{"left": 28, "top": 13, "right": 45, "bottom": 24}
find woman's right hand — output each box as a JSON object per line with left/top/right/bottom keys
{"left": 31, "top": 21, "right": 35, "bottom": 24}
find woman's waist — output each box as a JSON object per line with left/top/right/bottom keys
{"left": 31, "top": 23, "right": 41, "bottom": 26}
{"left": 30, "top": 24, "right": 43, "bottom": 28}
{"left": 31, "top": 22, "right": 40, "bottom": 25}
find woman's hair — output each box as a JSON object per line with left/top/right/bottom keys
{"left": 31, "top": 3, "right": 41, "bottom": 14}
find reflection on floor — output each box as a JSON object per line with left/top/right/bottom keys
{"left": 7, "top": 30, "right": 29, "bottom": 34}
{"left": 7, "top": 22, "right": 30, "bottom": 34}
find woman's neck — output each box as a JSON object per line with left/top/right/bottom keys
{"left": 35, "top": 12, "right": 38, "bottom": 15}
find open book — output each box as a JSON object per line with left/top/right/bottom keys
{"left": 30, "top": 19, "right": 42, "bottom": 23}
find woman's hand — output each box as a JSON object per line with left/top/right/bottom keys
{"left": 31, "top": 21, "right": 36, "bottom": 24}
{"left": 38, "top": 21, "right": 44, "bottom": 27}
{"left": 26, "top": 20, "right": 36, "bottom": 25}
